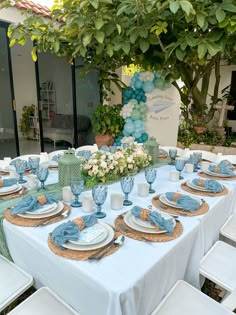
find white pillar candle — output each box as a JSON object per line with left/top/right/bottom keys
{"left": 110, "top": 193, "right": 124, "bottom": 210}
{"left": 138, "top": 183, "right": 149, "bottom": 197}
{"left": 185, "top": 163, "right": 194, "bottom": 173}
{"left": 82, "top": 195, "right": 95, "bottom": 213}
{"left": 169, "top": 170, "right": 179, "bottom": 182}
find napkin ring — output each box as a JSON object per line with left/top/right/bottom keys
{"left": 198, "top": 179, "right": 204, "bottom": 187}
{"left": 0, "top": 179, "right": 3, "bottom": 187}
{"left": 74, "top": 218, "right": 85, "bottom": 230}
{"left": 172, "top": 193, "right": 181, "bottom": 201}
{"left": 140, "top": 209, "right": 150, "bottom": 221}
{"left": 37, "top": 195, "right": 47, "bottom": 205}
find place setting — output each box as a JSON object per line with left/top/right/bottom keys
{"left": 152, "top": 192, "right": 209, "bottom": 216}
{"left": 181, "top": 178, "right": 229, "bottom": 197}
{"left": 0, "top": 177, "right": 28, "bottom": 200}
{"left": 4, "top": 193, "right": 71, "bottom": 227}
{"left": 114, "top": 205, "right": 183, "bottom": 242}
{"left": 198, "top": 159, "right": 236, "bottom": 181}
{"left": 48, "top": 213, "right": 124, "bottom": 261}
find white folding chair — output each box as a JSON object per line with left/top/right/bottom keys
{"left": 217, "top": 155, "right": 236, "bottom": 164}
{"left": 8, "top": 287, "right": 80, "bottom": 315}
{"left": 11, "top": 154, "right": 42, "bottom": 163}
{"left": 200, "top": 241, "right": 236, "bottom": 293}
{"left": 151, "top": 280, "right": 233, "bottom": 315}
{"left": 0, "top": 255, "right": 33, "bottom": 312}
{"left": 48, "top": 150, "right": 66, "bottom": 160}
{"left": 75, "top": 144, "right": 98, "bottom": 154}
{"left": 220, "top": 215, "right": 236, "bottom": 243}
{"left": 185, "top": 150, "right": 218, "bottom": 162}
{"left": 159, "top": 146, "right": 185, "bottom": 157}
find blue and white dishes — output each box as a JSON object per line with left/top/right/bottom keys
{"left": 29, "top": 157, "right": 40, "bottom": 175}
{"left": 175, "top": 158, "right": 185, "bottom": 180}
{"left": 145, "top": 168, "right": 157, "bottom": 193}
{"left": 70, "top": 178, "right": 84, "bottom": 207}
{"left": 169, "top": 149, "right": 177, "bottom": 165}
{"left": 120, "top": 176, "right": 134, "bottom": 206}
{"left": 15, "top": 160, "right": 27, "bottom": 184}
{"left": 92, "top": 185, "right": 108, "bottom": 218}
{"left": 37, "top": 165, "right": 49, "bottom": 190}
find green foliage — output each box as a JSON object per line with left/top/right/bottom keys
{"left": 178, "top": 127, "right": 197, "bottom": 148}
{"left": 91, "top": 104, "right": 124, "bottom": 137}
{"left": 19, "top": 104, "right": 35, "bottom": 138}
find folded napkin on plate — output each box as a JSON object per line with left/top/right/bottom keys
{"left": 51, "top": 214, "right": 97, "bottom": 248}
{"left": 159, "top": 149, "right": 168, "bottom": 157}
{"left": 10, "top": 194, "right": 58, "bottom": 215}
{"left": 0, "top": 178, "right": 17, "bottom": 187}
{"left": 218, "top": 160, "right": 233, "bottom": 168}
{"left": 51, "top": 154, "right": 63, "bottom": 162}
{"left": 192, "top": 178, "right": 223, "bottom": 193}
{"left": 10, "top": 159, "right": 30, "bottom": 169}
{"left": 165, "top": 192, "right": 200, "bottom": 212}
{"left": 131, "top": 206, "right": 174, "bottom": 234}
{"left": 208, "top": 165, "right": 234, "bottom": 176}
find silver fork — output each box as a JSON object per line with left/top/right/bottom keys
{"left": 33, "top": 210, "right": 70, "bottom": 227}
{"left": 118, "top": 223, "right": 152, "bottom": 242}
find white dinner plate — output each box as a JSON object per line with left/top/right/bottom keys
{"left": 186, "top": 180, "right": 210, "bottom": 192}
{"left": 17, "top": 201, "right": 64, "bottom": 219}
{"left": 69, "top": 223, "right": 108, "bottom": 246}
{"left": 203, "top": 169, "right": 233, "bottom": 178}
{"left": 159, "top": 193, "right": 202, "bottom": 209}
{"left": 25, "top": 202, "right": 58, "bottom": 215}
{"left": 0, "top": 184, "right": 22, "bottom": 196}
{"left": 0, "top": 184, "right": 19, "bottom": 194}
{"left": 133, "top": 216, "right": 156, "bottom": 229}
{"left": 62, "top": 223, "right": 114, "bottom": 251}
{"left": 124, "top": 211, "right": 176, "bottom": 234}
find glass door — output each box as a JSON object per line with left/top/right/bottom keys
{"left": 0, "top": 22, "right": 19, "bottom": 159}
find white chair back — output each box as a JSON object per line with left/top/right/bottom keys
{"left": 0, "top": 255, "right": 33, "bottom": 312}
{"left": 75, "top": 144, "right": 98, "bottom": 154}
{"left": 185, "top": 150, "right": 218, "bottom": 162}
{"left": 159, "top": 146, "right": 186, "bottom": 157}
{"left": 11, "top": 154, "right": 43, "bottom": 163}
{"left": 48, "top": 150, "right": 66, "bottom": 160}
{"left": 216, "top": 154, "right": 236, "bottom": 164}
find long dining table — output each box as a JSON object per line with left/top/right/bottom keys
{"left": 2, "top": 164, "right": 236, "bottom": 315}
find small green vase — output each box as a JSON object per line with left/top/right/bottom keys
{"left": 58, "top": 149, "right": 81, "bottom": 187}
{"left": 144, "top": 137, "right": 160, "bottom": 165}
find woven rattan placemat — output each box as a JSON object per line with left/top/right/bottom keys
{"left": 114, "top": 215, "right": 183, "bottom": 242}
{"left": 0, "top": 186, "right": 28, "bottom": 201}
{"left": 152, "top": 195, "right": 209, "bottom": 216}
{"left": 48, "top": 228, "right": 121, "bottom": 261}
{"left": 198, "top": 171, "right": 236, "bottom": 181}
{"left": 4, "top": 204, "right": 71, "bottom": 227}
{"left": 181, "top": 182, "right": 228, "bottom": 197}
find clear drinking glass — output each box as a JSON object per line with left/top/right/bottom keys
{"left": 120, "top": 176, "right": 134, "bottom": 206}
{"left": 29, "top": 157, "right": 40, "bottom": 175}
{"left": 92, "top": 185, "right": 108, "bottom": 218}
{"left": 70, "top": 178, "right": 84, "bottom": 207}
{"left": 169, "top": 149, "right": 177, "bottom": 165}
{"left": 175, "top": 158, "right": 185, "bottom": 180}
{"left": 145, "top": 168, "right": 157, "bottom": 193}
{"left": 37, "top": 165, "right": 49, "bottom": 190}
{"left": 15, "top": 160, "right": 27, "bottom": 184}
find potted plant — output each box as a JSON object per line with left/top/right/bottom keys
{"left": 92, "top": 104, "right": 124, "bottom": 148}
{"left": 19, "top": 104, "right": 36, "bottom": 138}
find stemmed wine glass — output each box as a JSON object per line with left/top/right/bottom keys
{"left": 120, "top": 176, "right": 134, "bottom": 206}
{"left": 169, "top": 149, "right": 177, "bottom": 165}
{"left": 192, "top": 152, "right": 202, "bottom": 171}
{"left": 92, "top": 185, "right": 108, "bottom": 218}
{"left": 37, "top": 165, "right": 49, "bottom": 190}
{"left": 15, "top": 160, "right": 27, "bottom": 184}
{"left": 145, "top": 168, "right": 157, "bottom": 193}
{"left": 175, "top": 158, "right": 185, "bottom": 180}
{"left": 29, "top": 157, "right": 40, "bottom": 175}
{"left": 70, "top": 178, "right": 84, "bottom": 207}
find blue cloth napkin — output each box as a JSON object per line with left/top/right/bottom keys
{"left": 0, "top": 178, "right": 17, "bottom": 187}
{"left": 218, "top": 160, "right": 233, "bottom": 168}
{"left": 51, "top": 154, "right": 63, "bottom": 162}
{"left": 131, "top": 206, "right": 174, "bottom": 234}
{"left": 159, "top": 149, "right": 168, "bottom": 156}
{"left": 192, "top": 178, "right": 223, "bottom": 193}
{"left": 209, "top": 165, "right": 234, "bottom": 176}
{"left": 76, "top": 150, "right": 92, "bottom": 160}
{"left": 165, "top": 192, "right": 200, "bottom": 212}
{"left": 10, "top": 194, "right": 58, "bottom": 215}
{"left": 10, "top": 159, "right": 30, "bottom": 169}
{"left": 51, "top": 214, "right": 98, "bottom": 248}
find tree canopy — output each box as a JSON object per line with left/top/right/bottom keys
{"left": 6, "top": 0, "right": 236, "bottom": 118}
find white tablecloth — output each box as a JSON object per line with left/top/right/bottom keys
{"left": 3, "top": 165, "right": 236, "bottom": 315}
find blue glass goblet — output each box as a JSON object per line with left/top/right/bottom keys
{"left": 192, "top": 152, "right": 202, "bottom": 171}
{"left": 15, "top": 160, "right": 27, "bottom": 184}
{"left": 169, "top": 149, "right": 177, "bottom": 165}
{"left": 120, "top": 176, "right": 134, "bottom": 206}
{"left": 92, "top": 185, "right": 108, "bottom": 218}
{"left": 145, "top": 168, "right": 157, "bottom": 193}
{"left": 70, "top": 178, "right": 84, "bottom": 207}
{"left": 29, "top": 157, "right": 40, "bottom": 175}
{"left": 37, "top": 165, "right": 49, "bottom": 190}
{"left": 175, "top": 158, "right": 185, "bottom": 180}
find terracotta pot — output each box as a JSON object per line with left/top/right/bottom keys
{"left": 194, "top": 126, "right": 207, "bottom": 134}
{"left": 95, "top": 134, "right": 114, "bottom": 148}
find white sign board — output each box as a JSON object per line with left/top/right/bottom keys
{"left": 145, "top": 86, "right": 181, "bottom": 146}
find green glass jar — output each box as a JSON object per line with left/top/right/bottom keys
{"left": 144, "top": 137, "right": 160, "bottom": 165}
{"left": 58, "top": 149, "right": 81, "bottom": 187}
